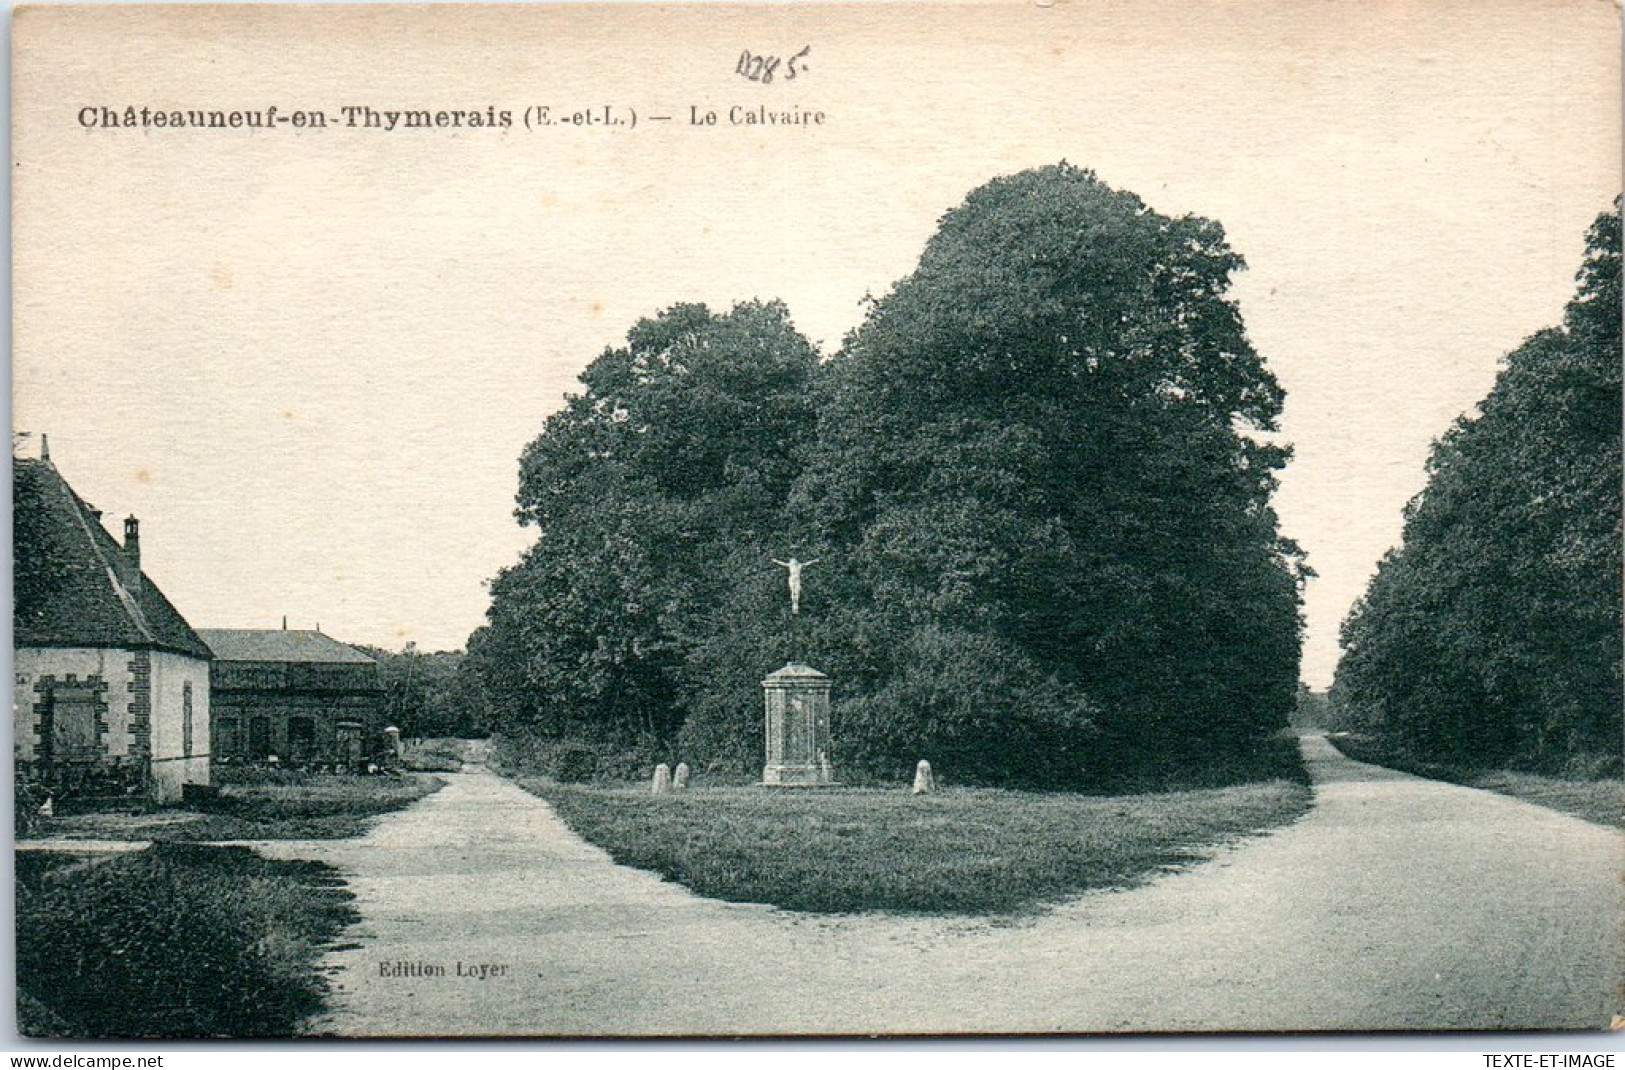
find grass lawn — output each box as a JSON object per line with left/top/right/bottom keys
{"left": 1460, "top": 770, "right": 1620, "bottom": 828}
{"left": 1326, "top": 735, "right": 1622, "bottom": 828}
{"left": 520, "top": 778, "right": 1312, "bottom": 914}
{"left": 30, "top": 771, "right": 443, "bottom": 842}
{"left": 16, "top": 843, "right": 357, "bottom": 1038}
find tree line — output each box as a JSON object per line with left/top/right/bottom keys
{"left": 1331, "top": 202, "right": 1621, "bottom": 776}
{"left": 465, "top": 163, "right": 1308, "bottom": 789}
{"left": 358, "top": 645, "right": 493, "bottom": 740}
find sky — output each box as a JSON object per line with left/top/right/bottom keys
{"left": 12, "top": 1, "right": 1620, "bottom": 688}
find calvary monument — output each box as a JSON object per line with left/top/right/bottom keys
{"left": 762, "top": 557, "right": 836, "bottom": 786}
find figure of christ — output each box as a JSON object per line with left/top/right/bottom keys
{"left": 771, "top": 557, "right": 820, "bottom": 616}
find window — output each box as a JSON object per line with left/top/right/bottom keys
{"left": 288, "top": 717, "right": 315, "bottom": 760}
{"left": 50, "top": 689, "right": 99, "bottom": 761}
{"left": 249, "top": 717, "right": 272, "bottom": 759}
{"left": 215, "top": 717, "right": 239, "bottom": 756}
{"left": 182, "top": 682, "right": 194, "bottom": 757}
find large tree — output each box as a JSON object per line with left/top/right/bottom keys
{"left": 780, "top": 163, "right": 1305, "bottom": 785}
{"left": 476, "top": 300, "right": 821, "bottom": 746}
{"left": 1332, "top": 201, "right": 1622, "bottom": 773}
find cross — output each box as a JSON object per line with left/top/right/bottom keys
{"left": 771, "top": 557, "right": 820, "bottom": 615}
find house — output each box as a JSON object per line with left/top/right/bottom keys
{"left": 198, "top": 628, "right": 386, "bottom": 768}
{"left": 13, "top": 448, "right": 213, "bottom": 803}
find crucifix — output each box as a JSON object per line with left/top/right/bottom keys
{"left": 771, "top": 556, "right": 819, "bottom": 616}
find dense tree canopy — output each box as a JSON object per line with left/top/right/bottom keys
{"left": 1332, "top": 201, "right": 1622, "bottom": 774}
{"left": 476, "top": 300, "right": 821, "bottom": 745}
{"left": 784, "top": 163, "right": 1304, "bottom": 782}
{"left": 476, "top": 165, "right": 1306, "bottom": 787}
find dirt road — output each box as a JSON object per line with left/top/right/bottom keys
{"left": 268, "top": 736, "right": 1621, "bottom": 1035}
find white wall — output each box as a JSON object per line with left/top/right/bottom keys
{"left": 13, "top": 647, "right": 135, "bottom": 763}
{"left": 13, "top": 646, "right": 210, "bottom": 802}
{"left": 149, "top": 650, "right": 211, "bottom": 801}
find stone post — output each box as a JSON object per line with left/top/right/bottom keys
{"left": 762, "top": 662, "right": 836, "bottom": 786}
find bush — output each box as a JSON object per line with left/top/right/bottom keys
{"left": 200, "top": 775, "right": 433, "bottom": 820}
{"left": 16, "top": 844, "right": 357, "bottom": 1038}
{"left": 551, "top": 742, "right": 598, "bottom": 783}
{"left": 837, "top": 627, "right": 1101, "bottom": 789}
{"left": 672, "top": 696, "right": 760, "bottom": 779}
{"left": 163, "top": 773, "right": 441, "bottom": 841}
{"left": 588, "top": 746, "right": 656, "bottom": 783}
{"left": 488, "top": 730, "right": 666, "bottom": 785}
{"left": 211, "top": 764, "right": 315, "bottom": 787}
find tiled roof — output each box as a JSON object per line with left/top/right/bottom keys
{"left": 197, "top": 629, "right": 380, "bottom": 666}
{"left": 13, "top": 458, "right": 213, "bottom": 660}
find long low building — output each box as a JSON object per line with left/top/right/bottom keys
{"left": 198, "top": 628, "right": 387, "bottom": 769}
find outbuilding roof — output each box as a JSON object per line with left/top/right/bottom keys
{"left": 13, "top": 457, "right": 213, "bottom": 660}
{"left": 198, "top": 628, "right": 379, "bottom": 665}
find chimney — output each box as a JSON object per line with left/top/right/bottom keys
{"left": 39, "top": 433, "right": 49, "bottom": 461}
{"left": 122, "top": 516, "right": 143, "bottom": 594}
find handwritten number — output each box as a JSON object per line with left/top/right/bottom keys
{"left": 735, "top": 46, "right": 809, "bottom": 85}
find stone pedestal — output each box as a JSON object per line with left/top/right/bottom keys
{"left": 762, "top": 662, "right": 836, "bottom": 786}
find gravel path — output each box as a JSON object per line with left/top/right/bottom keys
{"left": 265, "top": 736, "right": 1621, "bottom": 1035}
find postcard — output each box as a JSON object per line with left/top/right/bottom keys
{"left": 12, "top": 2, "right": 1620, "bottom": 1039}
